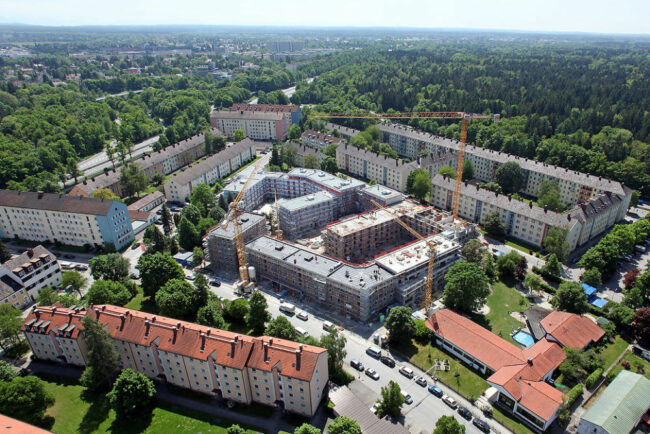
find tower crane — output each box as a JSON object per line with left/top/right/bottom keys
{"left": 222, "top": 158, "right": 265, "bottom": 284}
{"left": 368, "top": 198, "right": 439, "bottom": 311}
{"left": 312, "top": 111, "right": 500, "bottom": 218}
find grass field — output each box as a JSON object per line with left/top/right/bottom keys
{"left": 607, "top": 349, "right": 650, "bottom": 381}
{"left": 598, "top": 336, "right": 630, "bottom": 370}
{"left": 473, "top": 281, "right": 530, "bottom": 346}
{"left": 38, "top": 373, "right": 262, "bottom": 434}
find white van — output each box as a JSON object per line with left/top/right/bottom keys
{"left": 279, "top": 303, "right": 296, "bottom": 314}
{"left": 322, "top": 320, "right": 334, "bottom": 331}
{"left": 366, "top": 346, "right": 382, "bottom": 358}
{"left": 401, "top": 390, "right": 413, "bottom": 405}
{"left": 296, "top": 327, "right": 309, "bottom": 337}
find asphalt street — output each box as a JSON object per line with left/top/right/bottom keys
{"left": 78, "top": 135, "right": 160, "bottom": 176}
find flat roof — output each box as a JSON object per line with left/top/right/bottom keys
{"left": 279, "top": 191, "right": 335, "bottom": 212}
{"left": 361, "top": 185, "right": 405, "bottom": 203}
{"left": 288, "top": 168, "right": 365, "bottom": 193}
{"left": 326, "top": 201, "right": 429, "bottom": 237}
{"left": 375, "top": 235, "right": 459, "bottom": 274}
{"left": 208, "top": 212, "right": 266, "bottom": 239}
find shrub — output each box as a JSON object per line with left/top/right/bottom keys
{"left": 606, "top": 369, "right": 619, "bottom": 383}
{"left": 566, "top": 384, "right": 583, "bottom": 407}
{"left": 414, "top": 319, "right": 434, "bottom": 343}
{"left": 585, "top": 368, "right": 603, "bottom": 389}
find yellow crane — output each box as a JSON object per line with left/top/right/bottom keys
{"left": 274, "top": 187, "right": 283, "bottom": 240}
{"left": 312, "top": 111, "right": 500, "bottom": 218}
{"left": 368, "top": 198, "right": 439, "bottom": 311}
{"left": 222, "top": 158, "right": 265, "bottom": 284}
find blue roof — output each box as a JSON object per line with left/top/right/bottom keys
{"left": 582, "top": 283, "right": 597, "bottom": 296}
{"left": 588, "top": 295, "right": 608, "bottom": 308}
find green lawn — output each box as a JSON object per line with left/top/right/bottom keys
{"left": 38, "top": 373, "right": 263, "bottom": 434}
{"left": 401, "top": 342, "right": 489, "bottom": 401}
{"left": 607, "top": 349, "right": 650, "bottom": 381}
{"left": 491, "top": 406, "right": 536, "bottom": 434}
{"left": 476, "top": 281, "right": 530, "bottom": 346}
{"left": 125, "top": 286, "right": 147, "bottom": 311}
{"left": 598, "top": 336, "right": 630, "bottom": 370}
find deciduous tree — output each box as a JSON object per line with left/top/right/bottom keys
{"left": 377, "top": 380, "right": 404, "bottom": 418}
{"left": 190, "top": 183, "right": 215, "bottom": 216}
{"left": 233, "top": 129, "right": 245, "bottom": 142}
{"left": 433, "top": 415, "right": 466, "bottom": 434}
{"left": 178, "top": 217, "right": 200, "bottom": 251}
{"left": 265, "top": 315, "right": 297, "bottom": 340}
{"left": 89, "top": 253, "right": 130, "bottom": 282}
{"left": 87, "top": 280, "right": 132, "bottom": 306}
{"left": 385, "top": 306, "right": 416, "bottom": 344}
{"left": 155, "top": 279, "right": 202, "bottom": 319}
{"left": 462, "top": 159, "right": 475, "bottom": 181}
{"left": 0, "top": 304, "right": 22, "bottom": 352}
{"left": 327, "top": 417, "right": 361, "bottom": 434}
{"left": 320, "top": 327, "right": 347, "bottom": 375}
{"left": 552, "top": 281, "right": 589, "bottom": 314}
{"left": 543, "top": 226, "right": 570, "bottom": 261}
{"left": 138, "top": 252, "right": 185, "bottom": 297}
{"left": 633, "top": 307, "right": 650, "bottom": 347}
{"left": 119, "top": 163, "right": 148, "bottom": 198}
{"left": 483, "top": 211, "right": 505, "bottom": 236}
{"left": 62, "top": 270, "right": 88, "bottom": 295}
{"left": 495, "top": 161, "right": 524, "bottom": 194}
{"left": 581, "top": 268, "right": 602, "bottom": 288}
{"left": 443, "top": 260, "right": 489, "bottom": 313}
{"left": 247, "top": 292, "right": 270, "bottom": 334}
{"left": 107, "top": 369, "right": 155, "bottom": 420}
{"left": 0, "top": 376, "right": 54, "bottom": 425}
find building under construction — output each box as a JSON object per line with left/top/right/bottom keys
{"left": 204, "top": 212, "right": 267, "bottom": 273}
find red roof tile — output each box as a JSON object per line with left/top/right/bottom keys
{"left": 247, "top": 336, "right": 326, "bottom": 381}
{"left": 0, "top": 413, "right": 52, "bottom": 433}
{"left": 540, "top": 311, "right": 605, "bottom": 349}
{"left": 22, "top": 305, "right": 86, "bottom": 339}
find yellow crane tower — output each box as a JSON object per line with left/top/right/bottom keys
{"left": 222, "top": 158, "right": 265, "bottom": 284}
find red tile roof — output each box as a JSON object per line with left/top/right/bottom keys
{"left": 22, "top": 305, "right": 86, "bottom": 339}
{"left": 0, "top": 414, "right": 52, "bottom": 433}
{"left": 540, "top": 311, "right": 605, "bottom": 349}
{"left": 426, "top": 309, "right": 525, "bottom": 370}
{"left": 247, "top": 336, "right": 326, "bottom": 382}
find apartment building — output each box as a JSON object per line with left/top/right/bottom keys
{"left": 295, "top": 144, "right": 325, "bottom": 168}
{"left": 336, "top": 144, "right": 417, "bottom": 192}
{"left": 301, "top": 130, "right": 343, "bottom": 150}
{"left": 0, "top": 190, "right": 134, "bottom": 250}
{"left": 22, "top": 304, "right": 328, "bottom": 416}
{"left": 127, "top": 191, "right": 165, "bottom": 213}
{"left": 70, "top": 130, "right": 221, "bottom": 198}
{"left": 210, "top": 111, "right": 289, "bottom": 141}
{"left": 279, "top": 191, "right": 337, "bottom": 239}
{"left": 164, "top": 139, "right": 256, "bottom": 203}
{"left": 204, "top": 212, "right": 267, "bottom": 273}
{"left": 0, "top": 245, "right": 61, "bottom": 308}
{"left": 430, "top": 174, "right": 627, "bottom": 252}
{"left": 246, "top": 234, "right": 460, "bottom": 321}
{"left": 376, "top": 123, "right": 633, "bottom": 211}
{"left": 230, "top": 103, "right": 302, "bottom": 125}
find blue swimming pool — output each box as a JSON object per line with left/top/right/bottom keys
{"left": 513, "top": 330, "right": 535, "bottom": 348}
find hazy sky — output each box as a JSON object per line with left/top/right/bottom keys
{"left": 1, "top": 0, "right": 648, "bottom": 34}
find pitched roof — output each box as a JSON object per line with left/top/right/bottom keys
{"left": 211, "top": 110, "right": 287, "bottom": 121}
{"left": 127, "top": 191, "right": 164, "bottom": 211}
{"left": 247, "top": 336, "right": 326, "bottom": 382}
{"left": 581, "top": 370, "right": 650, "bottom": 434}
{"left": 231, "top": 103, "right": 299, "bottom": 113}
{"left": 0, "top": 190, "right": 117, "bottom": 216}
{"left": 22, "top": 305, "right": 86, "bottom": 339}
{"left": 2, "top": 245, "right": 55, "bottom": 274}
{"left": 541, "top": 311, "right": 605, "bottom": 349}
{"left": 0, "top": 414, "right": 52, "bottom": 433}
{"left": 337, "top": 144, "right": 418, "bottom": 173}
{"left": 427, "top": 308, "right": 525, "bottom": 370}
{"left": 301, "top": 129, "right": 343, "bottom": 145}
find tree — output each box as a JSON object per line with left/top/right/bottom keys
{"left": 323, "top": 144, "right": 338, "bottom": 158}
{"left": 558, "top": 347, "right": 603, "bottom": 386}
{"left": 320, "top": 157, "right": 338, "bottom": 173}
{"left": 80, "top": 316, "right": 120, "bottom": 391}
{"left": 514, "top": 256, "right": 528, "bottom": 281}
{"left": 495, "top": 162, "right": 524, "bottom": 194}
{"left": 320, "top": 327, "right": 347, "bottom": 376}
{"left": 483, "top": 211, "right": 505, "bottom": 236}
{"left": 87, "top": 280, "right": 132, "bottom": 306}
{"left": 233, "top": 129, "right": 245, "bottom": 142}
{"left": 180, "top": 204, "right": 202, "bottom": 225}
{"left": 608, "top": 304, "right": 635, "bottom": 329}
{"left": 265, "top": 315, "right": 297, "bottom": 340}
{"left": 161, "top": 204, "right": 173, "bottom": 234}
{"left": 443, "top": 260, "right": 490, "bottom": 313}
{"left": 271, "top": 145, "right": 281, "bottom": 166}
{"left": 197, "top": 300, "right": 226, "bottom": 329}
{"left": 178, "top": 217, "right": 200, "bottom": 251}
{"left": 461, "top": 240, "right": 485, "bottom": 264}
{"left": 62, "top": 271, "right": 88, "bottom": 295}
{"left": 107, "top": 369, "right": 155, "bottom": 420}
{"left": 218, "top": 194, "right": 229, "bottom": 211}
{"left": 247, "top": 292, "right": 270, "bottom": 334}
{"left": 541, "top": 253, "right": 563, "bottom": 280}
{"left": 190, "top": 183, "right": 215, "bottom": 216}
{"left": 89, "top": 253, "right": 130, "bottom": 282}
{"left": 552, "top": 281, "right": 589, "bottom": 314}
{"left": 0, "top": 240, "right": 11, "bottom": 263}
{"left": 327, "top": 417, "right": 361, "bottom": 434}
{"left": 193, "top": 247, "right": 205, "bottom": 267}
{"left": 151, "top": 173, "right": 165, "bottom": 186}
{"left": 496, "top": 250, "right": 521, "bottom": 277}
{"left": 155, "top": 279, "right": 202, "bottom": 319}
{"left": 407, "top": 169, "right": 428, "bottom": 194}
{"left": 462, "top": 159, "right": 475, "bottom": 181}
{"left": 623, "top": 286, "right": 644, "bottom": 309}
{"left": 303, "top": 154, "right": 320, "bottom": 169}
{"left": 537, "top": 180, "right": 565, "bottom": 212}
{"left": 543, "top": 226, "right": 570, "bottom": 261}
{"left": 523, "top": 273, "right": 542, "bottom": 295}
{"left": 623, "top": 269, "right": 640, "bottom": 289}
{"left": 226, "top": 298, "right": 250, "bottom": 322}
{"left": 433, "top": 415, "right": 466, "bottom": 434}
{"left": 0, "top": 376, "right": 54, "bottom": 425}
{"left": 144, "top": 225, "right": 168, "bottom": 254}
{"left": 480, "top": 181, "right": 502, "bottom": 194}
{"left": 633, "top": 308, "right": 650, "bottom": 347}
{"left": 411, "top": 170, "right": 432, "bottom": 201}
{"left": 385, "top": 306, "right": 416, "bottom": 344}
{"left": 119, "top": 163, "right": 148, "bottom": 198}
{"left": 36, "top": 287, "right": 59, "bottom": 306}
{"left": 294, "top": 423, "right": 321, "bottom": 434}
{"left": 208, "top": 206, "right": 226, "bottom": 222}
{"left": 92, "top": 188, "right": 121, "bottom": 201}
{"left": 282, "top": 144, "right": 298, "bottom": 167}
{"left": 438, "top": 166, "right": 456, "bottom": 179}
{"left": 0, "top": 360, "right": 17, "bottom": 382}
{"left": 377, "top": 380, "right": 404, "bottom": 418}
{"left": 630, "top": 190, "right": 640, "bottom": 208}
{"left": 0, "top": 304, "right": 22, "bottom": 351}
{"left": 581, "top": 268, "right": 602, "bottom": 288}
{"left": 482, "top": 254, "right": 497, "bottom": 280}
{"left": 289, "top": 124, "right": 302, "bottom": 140}
{"left": 227, "top": 425, "right": 246, "bottom": 434}
{"left": 138, "top": 252, "right": 185, "bottom": 297}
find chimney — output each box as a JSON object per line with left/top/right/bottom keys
{"left": 296, "top": 344, "right": 303, "bottom": 370}
{"left": 37, "top": 192, "right": 44, "bottom": 199}
{"left": 508, "top": 194, "right": 512, "bottom": 202}
{"left": 151, "top": 316, "right": 156, "bottom": 323}
{"left": 119, "top": 314, "right": 125, "bottom": 331}
{"left": 144, "top": 320, "right": 150, "bottom": 337}
{"left": 567, "top": 214, "right": 572, "bottom": 221}
{"left": 527, "top": 357, "right": 533, "bottom": 365}
{"left": 34, "top": 306, "right": 40, "bottom": 320}
{"left": 476, "top": 184, "right": 480, "bottom": 191}
{"left": 172, "top": 326, "right": 178, "bottom": 344}
{"left": 200, "top": 333, "right": 206, "bottom": 351}
{"left": 544, "top": 205, "right": 548, "bottom": 213}
{"left": 529, "top": 201, "right": 533, "bottom": 208}
{"left": 206, "top": 328, "right": 211, "bottom": 336}
{"left": 94, "top": 308, "right": 100, "bottom": 319}
{"left": 263, "top": 343, "right": 269, "bottom": 362}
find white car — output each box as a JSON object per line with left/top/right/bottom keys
{"left": 442, "top": 395, "right": 458, "bottom": 409}
{"left": 296, "top": 311, "right": 309, "bottom": 321}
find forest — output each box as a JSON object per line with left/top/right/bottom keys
{"left": 293, "top": 40, "right": 650, "bottom": 194}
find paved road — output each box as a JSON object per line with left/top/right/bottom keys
{"left": 78, "top": 135, "right": 160, "bottom": 176}
{"left": 202, "top": 274, "right": 507, "bottom": 434}
{"left": 249, "top": 77, "right": 314, "bottom": 105}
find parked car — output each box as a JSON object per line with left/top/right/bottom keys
{"left": 401, "top": 390, "right": 413, "bottom": 405}
{"left": 442, "top": 395, "right": 457, "bottom": 409}
{"left": 185, "top": 274, "right": 195, "bottom": 281}
{"left": 370, "top": 403, "right": 379, "bottom": 414}
{"left": 458, "top": 406, "right": 472, "bottom": 420}
{"left": 156, "top": 209, "right": 163, "bottom": 215}
{"left": 366, "top": 346, "right": 382, "bottom": 359}
{"left": 323, "top": 320, "right": 334, "bottom": 331}
{"left": 131, "top": 242, "right": 141, "bottom": 250}
{"left": 473, "top": 418, "right": 491, "bottom": 433}
{"left": 380, "top": 356, "right": 395, "bottom": 368}
{"left": 64, "top": 254, "right": 75, "bottom": 259}
{"left": 209, "top": 279, "right": 221, "bottom": 287}
{"left": 365, "top": 368, "right": 380, "bottom": 380}
{"left": 415, "top": 376, "right": 427, "bottom": 387}
{"left": 428, "top": 385, "right": 443, "bottom": 397}
{"left": 295, "top": 327, "right": 308, "bottom": 337}
{"left": 399, "top": 366, "right": 414, "bottom": 379}
{"left": 129, "top": 272, "right": 139, "bottom": 279}
{"left": 350, "top": 359, "right": 364, "bottom": 371}
{"left": 296, "top": 311, "right": 309, "bottom": 321}
{"left": 75, "top": 264, "right": 88, "bottom": 271}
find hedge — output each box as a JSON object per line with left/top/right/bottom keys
{"left": 585, "top": 368, "right": 603, "bottom": 389}
{"left": 606, "top": 369, "right": 619, "bottom": 384}
{"left": 566, "top": 384, "right": 583, "bottom": 407}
